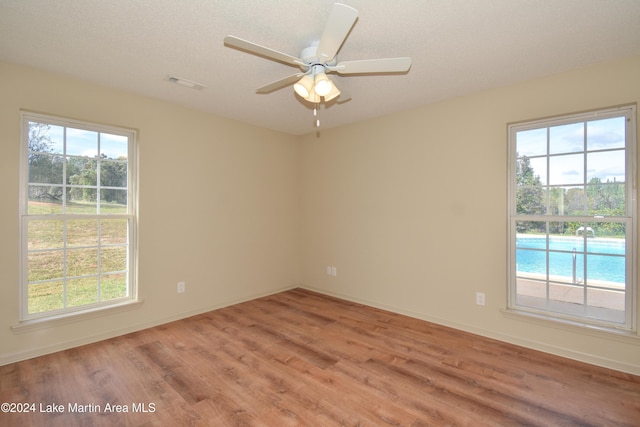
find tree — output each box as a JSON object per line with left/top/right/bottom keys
{"left": 28, "top": 122, "right": 53, "bottom": 154}
{"left": 516, "top": 155, "right": 545, "bottom": 215}
{"left": 27, "top": 122, "right": 63, "bottom": 201}
{"left": 100, "top": 159, "right": 127, "bottom": 204}
{"left": 587, "top": 177, "right": 625, "bottom": 216}
{"left": 67, "top": 155, "right": 127, "bottom": 205}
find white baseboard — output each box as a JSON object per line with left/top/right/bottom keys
{"left": 1, "top": 285, "right": 297, "bottom": 367}
{"left": 299, "top": 285, "right": 640, "bottom": 376}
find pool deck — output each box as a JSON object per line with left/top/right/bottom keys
{"left": 516, "top": 276, "right": 625, "bottom": 323}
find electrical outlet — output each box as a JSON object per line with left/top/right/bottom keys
{"left": 177, "top": 281, "right": 186, "bottom": 294}
{"left": 475, "top": 292, "right": 485, "bottom": 306}
{"left": 326, "top": 266, "right": 332, "bottom": 275}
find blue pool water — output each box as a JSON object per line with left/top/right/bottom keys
{"left": 516, "top": 236, "right": 625, "bottom": 284}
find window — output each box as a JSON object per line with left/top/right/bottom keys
{"left": 19, "top": 112, "right": 137, "bottom": 321}
{"left": 508, "top": 106, "right": 636, "bottom": 330}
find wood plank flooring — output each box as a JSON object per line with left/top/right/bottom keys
{"left": 1, "top": 288, "right": 639, "bottom": 426}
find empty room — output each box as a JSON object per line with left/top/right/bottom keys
{"left": 1, "top": 1, "right": 639, "bottom": 425}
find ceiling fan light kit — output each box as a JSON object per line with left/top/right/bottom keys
{"left": 293, "top": 64, "right": 340, "bottom": 103}
{"left": 224, "top": 3, "right": 411, "bottom": 127}
{"left": 312, "top": 65, "right": 332, "bottom": 96}
{"left": 293, "top": 74, "right": 314, "bottom": 98}
{"left": 323, "top": 83, "right": 341, "bottom": 102}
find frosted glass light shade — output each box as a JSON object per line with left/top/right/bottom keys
{"left": 305, "top": 90, "right": 321, "bottom": 103}
{"left": 323, "top": 81, "right": 341, "bottom": 102}
{"left": 293, "top": 75, "right": 314, "bottom": 98}
{"left": 314, "top": 72, "right": 332, "bottom": 96}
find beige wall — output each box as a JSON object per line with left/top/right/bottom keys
{"left": 299, "top": 55, "right": 640, "bottom": 374}
{"left": 2, "top": 56, "right": 639, "bottom": 374}
{"left": 0, "top": 62, "right": 301, "bottom": 364}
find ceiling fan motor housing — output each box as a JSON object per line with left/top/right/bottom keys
{"left": 300, "top": 42, "right": 337, "bottom": 73}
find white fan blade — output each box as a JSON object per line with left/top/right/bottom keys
{"left": 224, "top": 36, "right": 305, "bottom": 67}
{"left": 334, "top": 57, "right": 412, "bottom": 74}
{"left": 316, "top": 3, "right": 358, "bottom": 63}
{"left": 256, "top": 73, "right": 304, "bottom": 94}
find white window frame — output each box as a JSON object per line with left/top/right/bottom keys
{"left": 507, "top": 105, "right": 637, "bottom": 332}
{"left": 19, "top": 112, "right": 138, "bottom": 321}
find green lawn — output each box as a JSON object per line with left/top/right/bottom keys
{"left": 26, "top": 200, "right": 129, "bottom": 314}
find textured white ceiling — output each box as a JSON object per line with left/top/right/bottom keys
{"left": 1, "top": 0, "right": 640, "bottom": 135}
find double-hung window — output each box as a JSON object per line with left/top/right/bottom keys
{"left": 508, "top": 105, "right": 636, "bottom": 331}
{"left": 19, "top": 112, "right": 137, "bottom": 321}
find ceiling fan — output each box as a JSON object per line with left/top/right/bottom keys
{"left": 224, "top": 3, "right": 412, "bottom": 106}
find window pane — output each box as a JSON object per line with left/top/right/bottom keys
{"left": 516, "top": 128, "right": 547, "bottom": 156}
{"left": 548, "top": 250, "right": 582, "bottom": 285}
{"left": 587, "top": 117, "right": 625, "bottom": 151}
{"left": 516, "top": 156, "right": 546, "bottom": 186}
{"left": 549, "top": 122, "right": 583, "bottom": 154}
{"left": 66, "top": 186, "right": 97, "bottom": 214}
{"left": 549, "top": 283, "right": 583, "bottom": 305}
{"left": 28, "top": 187, "right": 64, "bottom": 214}
{"left": 67, "top": 219, "right": 98, "bottom": 247}
{"left": 587, "top": 253, "right": 625, "bottom": 286}
{"left": 101, "top": 246, "right": 127, "bottom": 273}
{"left": 67, "top": 277, "right": 98, "bottom": 307}
{"left": 548, "top": 188, "right": 567, "bottom": 215}
{"left": 100, "top": 190, "right": 127, "bottom": 213}
{"left": 102, "top": 273, "right": 127, "bottom": 300}
{"left": 587, "top": 287, "right": 625, "bottom": 315}
{"left": 549, "top": 230, "right": 585, "bottom": 251}
{"left": 528, "top": 157, "right": 547, "bottom": 185}
{"left": 28, "top": 281, "right": 64, "bottom": 313}
{"left": 549, "top": 153, "right": 584, "bottom": 185}
{"left": 29, "top": 154, "right": 63, "bottom": 184}
{"left": 515, "top": 187, "right": 545, "bottom": 215}
{"left": 516, "top": 277, "right": 546, "bottom": 307}
{"left": 563, "top": 186, "right": 586, "bottom": 216}
{"left": 101, "top": 160, "right": 127, "bottom": 188}
{"left": 101, "top": 133, "right": 128, "bottom": 160}
{"left": 28, "top": 122, "right": 63, "bottom": 154}
{"left": 587, "top": 221, "right": 625, "bottom": 243}
{"left": 66, "top": 128, "right": 98, "bottom": 157}
{"left": 586, "top": 150, "right": 625, "bottom": 183}
{"left": 515, "top": 220, "right": 546, "bottom": 236}
{"left": 67, "top": 157, "right": 97, "bottom": 185}
{"left": 28, "top": 219, "right": 63, "bottom": 250}
{"left": 587, "top": 180, "right": 625, "bottom": 216}
{"left": 516, "top": 247, "right": 547, "bottom": 278}
{"left": 101, "top": 219, "right": 128, "bottom": 245}
{"left": 28, "top": 250, "right": 63, "bottom": 282}
{"left": 67, "top": 248, "right": 99, "bottom": 277}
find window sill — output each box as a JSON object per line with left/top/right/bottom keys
{"left": 11, "top": 299, "right": 144, "bottom": 334}
{"left": 501, "top": 308, "right": 640, "bottom": 345}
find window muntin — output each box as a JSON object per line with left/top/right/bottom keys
{"left": 508, "top": 106, "right": 635, "bottom": 330}
{"left": 20, "top": 113, "right": 136, "bottom": 320}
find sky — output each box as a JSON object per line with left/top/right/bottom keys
{"left": 515, "top": 116, "right": 626, "bottom": 186}
{"left": 38, "top": 124, "right": 129, "bottom": 160}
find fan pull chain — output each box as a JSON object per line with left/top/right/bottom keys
{"left": 314, "top": 104, "right": 320, "bottom": 127}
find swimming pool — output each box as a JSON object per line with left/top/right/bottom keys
{"left": 516, "top": 235, "right": 625, "bottom": 284}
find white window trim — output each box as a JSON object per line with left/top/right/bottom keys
{"left": 18, "top": 111, "right": 139, "bottom": 323}
{"left": 507, "top": 104, "right": 637, "bottom": 333}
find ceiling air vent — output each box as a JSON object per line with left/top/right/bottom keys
{"left": 165, "top": 75, "right": 207, "bottom": 90}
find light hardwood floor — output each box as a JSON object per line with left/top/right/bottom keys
{"left": 1, "top": 288, "right": 639, "bottom": 426}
